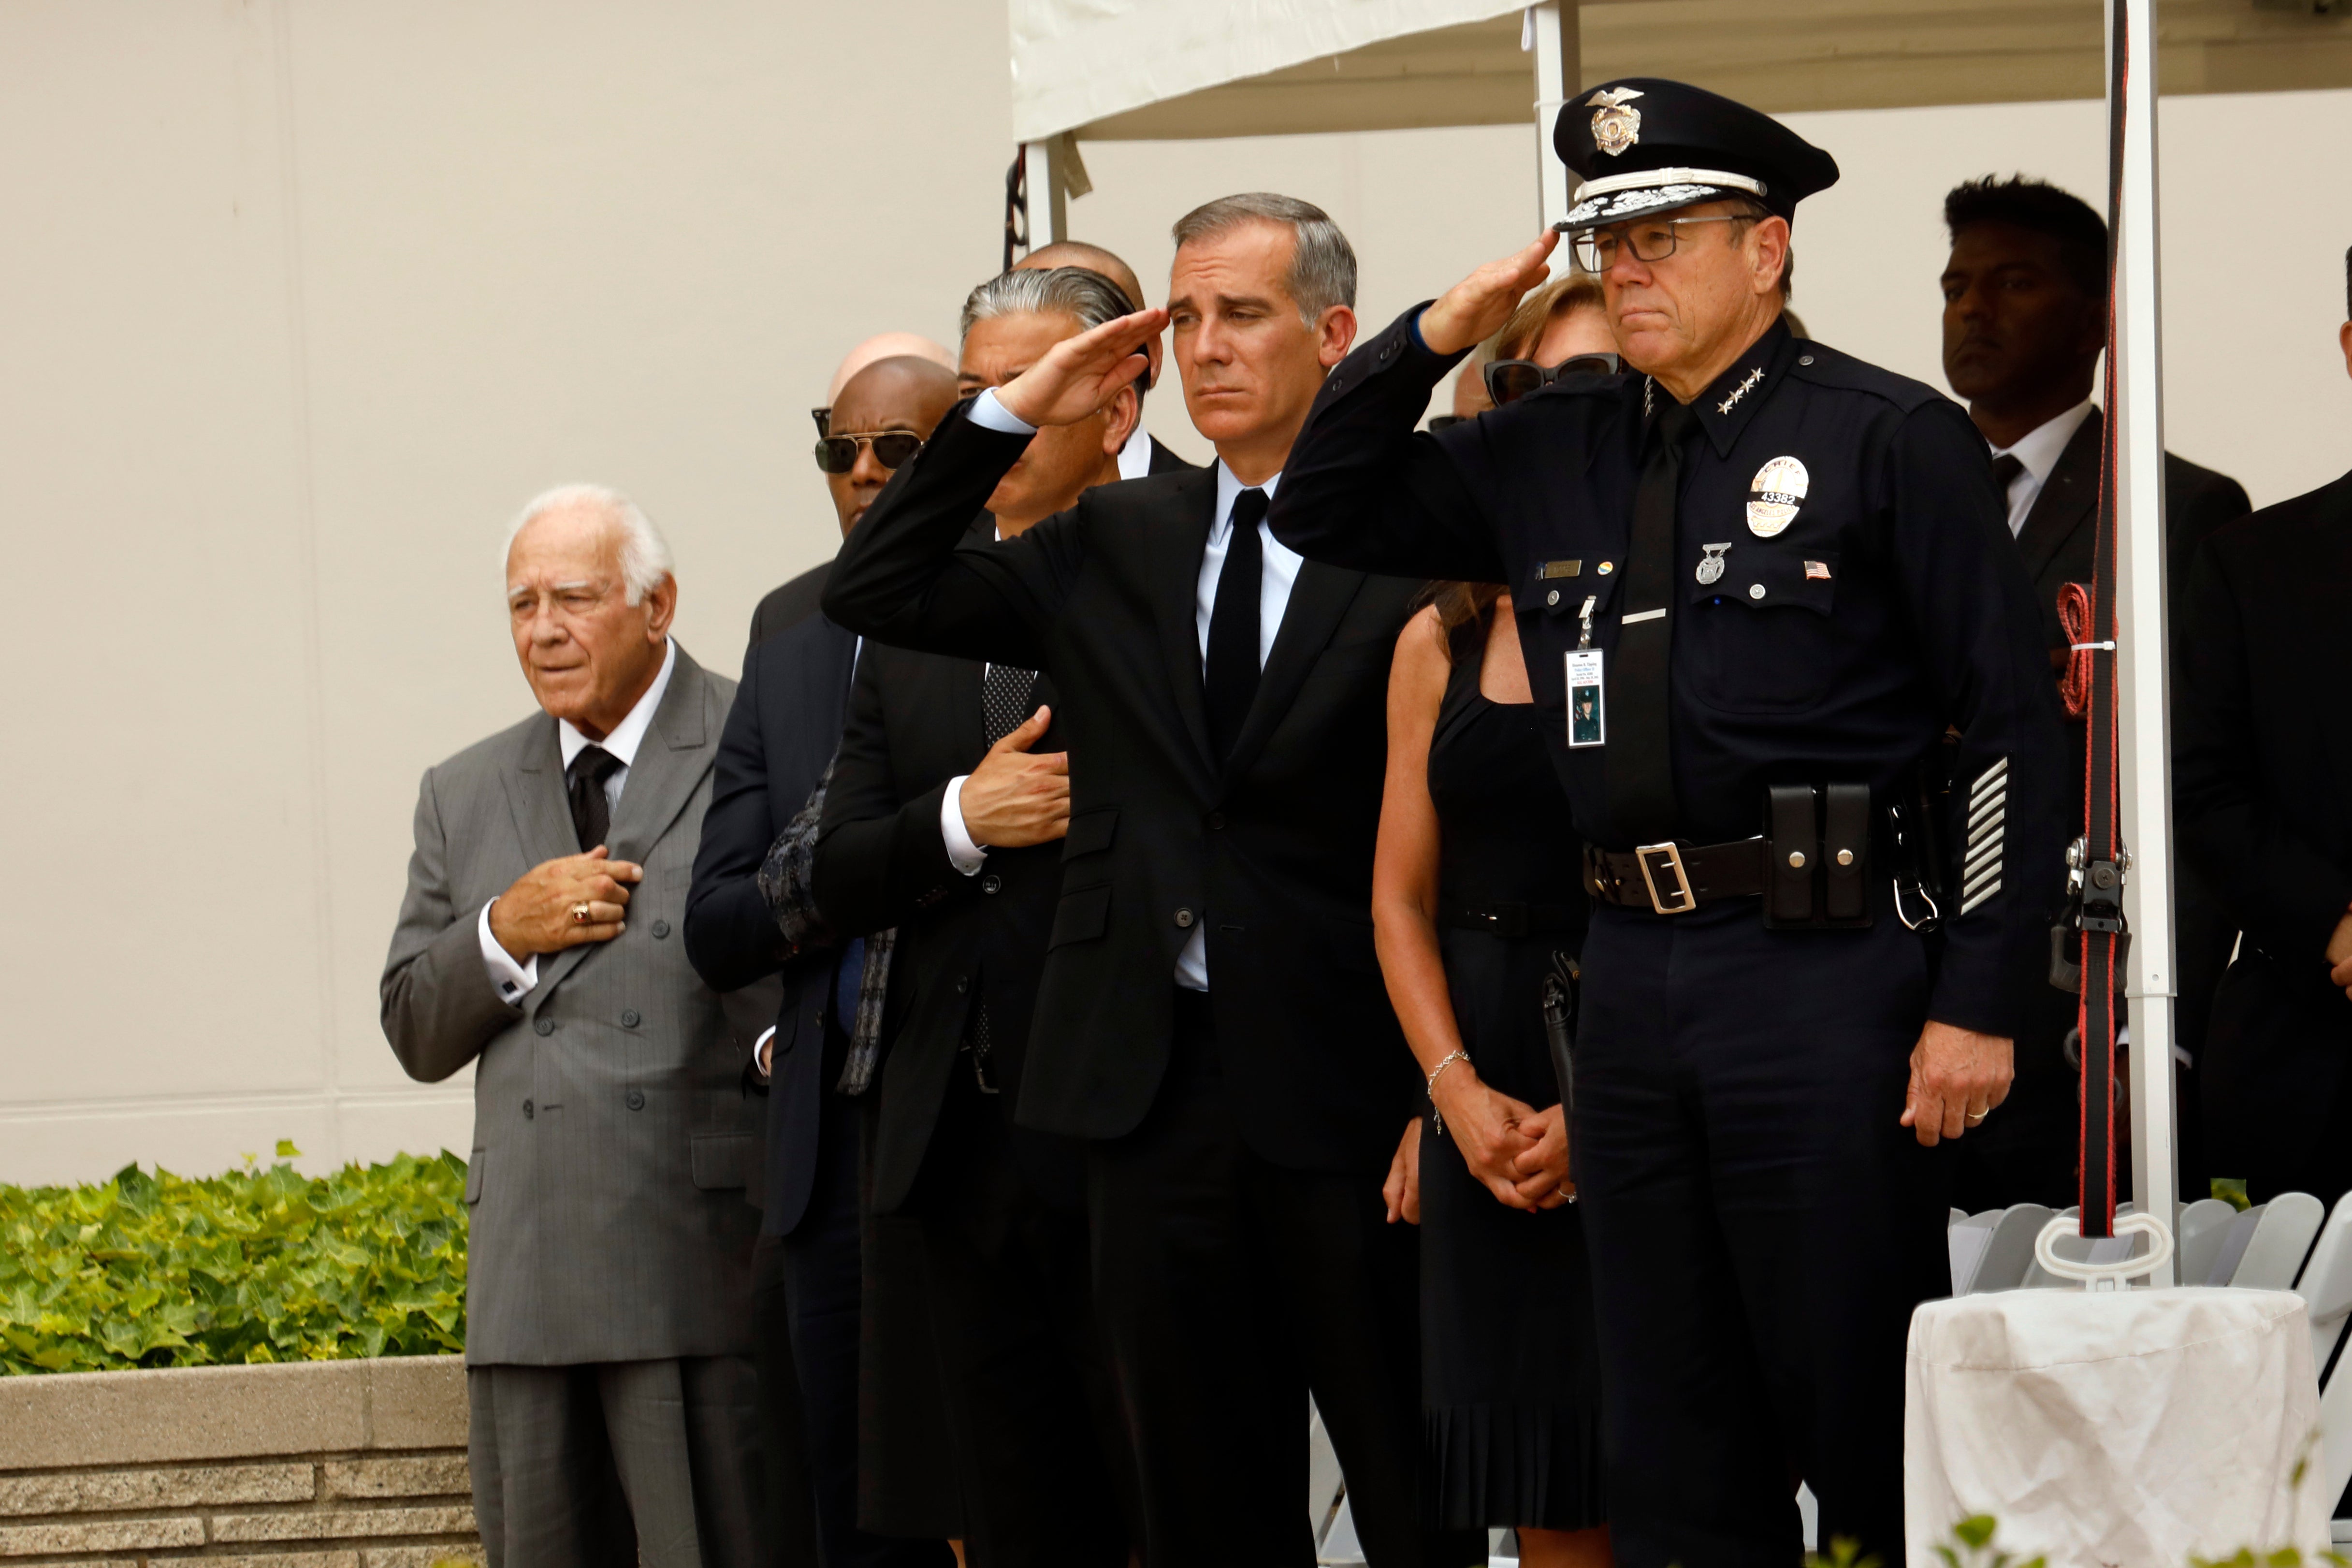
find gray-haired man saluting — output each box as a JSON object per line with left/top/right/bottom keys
{"left": 382, "top": 484, "right": 769, "bottom": 1568}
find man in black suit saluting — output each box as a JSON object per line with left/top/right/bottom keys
{"left": 813, "top": 265, "right": 1143, "bottom": 1567}
{"left": 826, "top": 195, "right": 1480, "bottom": 1568}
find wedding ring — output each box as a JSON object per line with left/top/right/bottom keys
{"left": 570, "top": 901, "right": 593, "bottom": 924}
{"left": 1965, "top": 1109, "right": 1989, "bottom": 1124}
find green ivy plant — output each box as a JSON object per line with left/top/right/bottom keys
{"left": 0, "top": 1144, "right": 467, "bottom": 1375}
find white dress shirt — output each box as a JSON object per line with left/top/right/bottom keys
{"left": 478, "top": 638, "right": 676, "bottom": 1004}
{"left": 1989, "top": 399, "right": 2096, "bottom": 538}
{"left": 1116, "top": 423, "right": 1155, "bottom": 482}
{"left": 967, "top": 388, "right": 1300, "bottom": 989}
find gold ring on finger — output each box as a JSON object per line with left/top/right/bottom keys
{"left": 570, "top": 901, "right": 593, "bottom": 924}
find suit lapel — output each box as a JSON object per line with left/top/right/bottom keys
{"left": 2017, "top": 407, "right": 2103, "bottom": 583}
{"left": 503, "top": 717, "right": 581, "bottom": 879}
{"left": 1222, "top": 559, "right": 1365, "bottom": 784}
{"left": 1152, "top": 469, "right": 1220, "bottom": 774}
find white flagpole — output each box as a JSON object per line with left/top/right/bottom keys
{"left": 2112, "top": 0, "right": 2180, "bottom": 1281}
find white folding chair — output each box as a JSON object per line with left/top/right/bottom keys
{"left": 2297, "top": 1195, "right": 2352, "bottom": 1383}
{"left": 1947, "top": 1210, "right": 2000, "bottom": 1295}
{"left": 1307, "top": 1400, "right": 1355, "bottom": 1562}
{"left": 1966, "top": 1204, "right": 2054, "bottom": 1293}
{"left": 2176, "top": 1196, "right": 2240, "bottom": 1290}
{"left": 2232, "top": 1191, "right": 2325, "bottom": 1290}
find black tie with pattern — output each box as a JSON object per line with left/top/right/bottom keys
{"left": 967, "top": 662, "right": 1038, "bottom": 1092}
{"left": 567, "top": 744, "right": 623, "bottom": 853}
{"left": 1205, "top": 487, "right": 1269, "bottom": 762}
{"left": 1609, "top": 397, "right": 1696, "bottom": 847}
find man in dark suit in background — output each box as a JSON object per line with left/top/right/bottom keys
{"left": 815, "top": 265, "right": 1145, "bottom": 1567}
{"left": 748, "top": 338, "right": 963, "bottom": 655}
{"left": 2176, "top": 251, "right": 2352, "bottom": 1208}
{"left": 1939, "top": 174, "right": 2252, "bottom": 1207}
{"left": 1014, "top": 240, "right": 1193, "bottom": 479}
{"left": 687, "top": 355, "right": 960, "bottom": 1568}
{"left": 827, "top": 194, "right": 1482, "bottom": 1568}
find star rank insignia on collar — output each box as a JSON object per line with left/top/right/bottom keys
{"left": 1716, "top": 366, "right": 1765, "bottom": 416}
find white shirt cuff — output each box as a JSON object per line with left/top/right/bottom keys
{"left": 941, "top": 775, "right": 987, "bottom": 874}
{"left": 754, "top": 1026, "right": 776, "bottom": 1078}
{"left": 478, "top": 900, "right": 539, "bottom": 1003}
{"left": 969, "top": 388, "right": 1038, "bottom": 436}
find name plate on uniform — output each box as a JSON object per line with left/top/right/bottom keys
{"left": 1565, "top": 650, "right": 1605, "bottom": 747}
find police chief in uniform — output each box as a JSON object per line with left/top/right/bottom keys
{"left": 1263, "top": 83, "right": 2068, "bottom": 1564}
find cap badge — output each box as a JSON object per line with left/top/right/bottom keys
{"left": 1586, "top": 87, "right": 1644, "bottom": 157}
{"left": 1696, "top": 543, "right": 1732, "bottom": 586}
{"left": 1746, "top": 456, "right": 1809, "bottom": 537}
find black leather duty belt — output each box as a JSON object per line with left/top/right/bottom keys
{"left": 1438, "top": 900, "right": 1582, "bottom": 938}
{"left": 1583, "top": 840, "right": 1768, "bottom": 915}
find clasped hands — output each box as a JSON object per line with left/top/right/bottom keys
{"left": 490, "top": 846, "right": 642, "bottom": 961}
{"left": 1384, "top": 1062, "right": 1573, "bottom": 1225}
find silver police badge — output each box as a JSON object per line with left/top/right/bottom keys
{"left": 1696, "top": 543, "right": 1731, "bottom": 586}
{"left": 1746, "top": 456, "right": 1809, "bottom": 537}
{"left": 1587, "top": 88, "right": 1644, "bottom": 157}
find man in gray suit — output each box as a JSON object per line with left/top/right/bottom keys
{"left": 383, "top": 483, "right": 767, "bottom": 1568}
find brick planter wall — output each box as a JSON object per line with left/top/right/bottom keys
{"left": 0, "top": 1356, "right": 479, "bottom": 1566}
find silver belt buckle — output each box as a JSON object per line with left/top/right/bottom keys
{"left": 1634, "top": 842, "right": 1697, "bottom": 915}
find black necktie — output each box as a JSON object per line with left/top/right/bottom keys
{"left": 1609, "top": 397, "right": 1696, "bottom": 846}
{"left": 1205, "top": 487, "right": 1269, "bottom": 762}
{"left": 567, "top": 744, "right": 623, "bottom": 853}
{"left": 1990, "top": 453, "right": 2026, "bottom": 523}
{"left": 982, "top": 662, "right": 1039, "bottom": 747}
{"left": 965, "top": 664, "right": 1037, "bottom": 1094}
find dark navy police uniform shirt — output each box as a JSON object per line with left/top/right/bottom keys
{"left": 1269, "top": 308, "right": 2068, "bottom": 1041}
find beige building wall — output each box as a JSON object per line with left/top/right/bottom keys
{"left": 2, "top": 3, "right": 2344, "bottom": 1185}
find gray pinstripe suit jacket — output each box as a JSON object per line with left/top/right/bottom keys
{"left": 380, "top": 643, "right": 763, "bottom": 1366}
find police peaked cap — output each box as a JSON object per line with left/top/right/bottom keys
{"left": 1554, "top": 78, "right": 1839, "bottom": 232}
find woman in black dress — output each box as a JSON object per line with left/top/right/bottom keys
{"left": 1373, "top": 580, "right": 1609, "bottom": 1566}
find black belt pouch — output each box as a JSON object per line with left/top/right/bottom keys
{"left": 1765, "top": 782, "right": 1874, "bottom": 929}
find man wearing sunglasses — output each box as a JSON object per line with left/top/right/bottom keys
{"left": 811, "top": 266, "right": 1145, "bottom": 1566}
{"left": 1267, "top": 79, "right": 2066, "bottom": 1567}
{"left": 690, "top": 351, "right": 964, "bottom": 1568}
{"left": 757, "top": 341, "right": 960, "bottom": 655}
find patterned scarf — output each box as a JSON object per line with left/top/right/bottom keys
{"left": 753, "top": 757, "right": 894, "bottom": 1095}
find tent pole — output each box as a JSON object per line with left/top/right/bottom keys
{"left": 1019, "top": 138, "right": 1067, "bottom": 250}
{"left": 2110, "top": 0, "right": 2179, "bottom": 1279}
{"left": 1529, "top": 3, "right": 1579, "bottom": 249}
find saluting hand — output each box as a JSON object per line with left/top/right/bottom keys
{"left": 994, "top": 308, "right": 1169, "bottom": 429}
{"left": 958, "top": 706, "right": 1070, "bottom": 849}
{"left": 488, "top": 845, "right": 642, "bottom": 961}
{"left": 1901, "top": 1020, "right": 2014, "bottom": 1147}
{"left": 1417, "top": 231, "right": 1563, "bottom": 358}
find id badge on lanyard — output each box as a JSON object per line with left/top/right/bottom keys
{"left": 1564, "top": 594, "right": 1604, "bottom": 748}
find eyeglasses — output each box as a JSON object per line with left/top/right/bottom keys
{"left": 1572, "top": 214, "right": 1745, "bottom": 275}
{"left": 813, "top": 430, "right": 923, "bottom": 475}
{"left": 1483, "top": 353, "right": 1622, "bottom": 407}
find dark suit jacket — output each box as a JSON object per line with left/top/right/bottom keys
{"left": 812, "top": 560, "right": 1076, "bottom": 1213}
{"left": 2012, "top": 407, "right": 2250, "bottom": 660}
{"left": 825, "top": 401, "right": 1424, "bottom": 1175}
{"left": 1144, "top": 433, "right": 1192, "bottom": 475}
{"left": 686, "top": 592, "right": 858, "bottom": 1236}
{"left": 2176, "top": 468, "right": 2352, "bottom": 1180}
{"left": 2013, "top": 409, "right": 2252, "bottom": 1068}
{"left": 745, "top": 562, "right": 833, "bottom": 663}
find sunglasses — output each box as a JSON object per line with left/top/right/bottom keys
{"left": 1483, "top": 353, "right": 1622, "bottom": 407}
{"left": 813, "top": 430, "right": 923, "bottom": 475}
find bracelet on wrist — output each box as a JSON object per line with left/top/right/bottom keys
{"left": 1425, "top": 1050, "right": 1471, "bottom": 1134}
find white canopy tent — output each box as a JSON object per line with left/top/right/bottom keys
{"left": 1007, "top": 0, "right": 2352, "bottom": 1282}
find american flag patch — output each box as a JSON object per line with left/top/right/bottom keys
{"left": 1803, "top": 560, "right": 1831, "bottom": 580}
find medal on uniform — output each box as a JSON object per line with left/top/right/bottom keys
{"left": 1565, "top": 649, "right": 1605, "bottom": 748}
{"left": 1746, "top": 456, "right": 1809, "bottom": 537}
{"left": 1696, "top": 543, "right": 1731, "bottom": 586}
